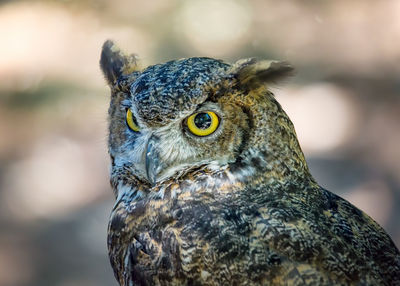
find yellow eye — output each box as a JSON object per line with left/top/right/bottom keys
{"left": 126, "top": 109, "right": 140, "bottom": 132}
{"left": 187, "top": 111, "right": 219, "bottom": 137}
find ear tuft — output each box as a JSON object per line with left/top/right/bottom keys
{"left": 100, "top": 40, "right": 140, "bottom": 86}
{"left": 231, "top": 58, "right": 294, "bottom": 88}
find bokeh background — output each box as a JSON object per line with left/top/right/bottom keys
{"left": 0, "top": 0, "right": 399, "bottom": 285}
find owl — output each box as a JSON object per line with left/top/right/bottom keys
{"left": 100, "top": 40, "right": 400, "bottom": 286}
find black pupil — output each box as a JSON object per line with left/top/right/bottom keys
{"left": 194, "top": 113, "right": 212, "bottom": 129}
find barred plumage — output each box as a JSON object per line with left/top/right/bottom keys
{"left": 101, "top": 40, "right": 400, "bottom": 286}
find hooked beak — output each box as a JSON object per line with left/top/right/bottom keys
{"left": 145, "top": 135, "right": 164, "bottom": 185}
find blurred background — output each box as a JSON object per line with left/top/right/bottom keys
{"left": 0, "top": 0, "right": 399, "bottom": 285}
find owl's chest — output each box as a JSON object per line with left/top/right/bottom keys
{"left": 109, "top": 186, "right": 342, "bottom": 285}
{"left": 108, "top": 191, "right": 267, "bottom": 281}
{"left": 110, "top": 191, "right": 254, "bottom": 245}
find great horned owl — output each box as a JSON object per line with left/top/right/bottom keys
{"left": 100, "top": 40, "right": 400, "bottom": 286}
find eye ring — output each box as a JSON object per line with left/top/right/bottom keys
{"left": 126, "top": 109, "right": 140, "bottom": 132}
{"left": 186, "top": 111, "right": 219, "bottom": 137}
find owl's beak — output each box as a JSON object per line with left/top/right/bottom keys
{"left": 145, "top": 135, "right": 163, "bottom": 185}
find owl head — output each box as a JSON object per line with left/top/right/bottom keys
{"left": 101, "top": 40, "right": 309, "bottom": 193}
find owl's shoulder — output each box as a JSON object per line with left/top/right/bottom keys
{"left": 248, "top": 184, "right": 400, "bottom": 284}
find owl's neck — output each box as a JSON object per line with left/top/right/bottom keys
{"left": 229, "top": 93, "right": 314, "bottom": 188}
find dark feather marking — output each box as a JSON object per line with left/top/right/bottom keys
{"left": 110, "top": 214, "right": 126, "bottom": 232}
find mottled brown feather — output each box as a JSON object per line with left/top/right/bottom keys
{"left": 102, "top": 42, "right": 400, "bottom": 286}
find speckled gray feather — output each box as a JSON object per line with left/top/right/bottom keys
{"left": 101, "top": 41, "right": 400, "bottom": 286}
{"left": 131, "top": 58, "right": 229, "bottom": 126}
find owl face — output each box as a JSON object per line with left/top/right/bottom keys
{"left": 108, "top": 58, "right": 249, "bottom": 185}
{"left": 101, "top": 41, "right": 295, "bottom": 188}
